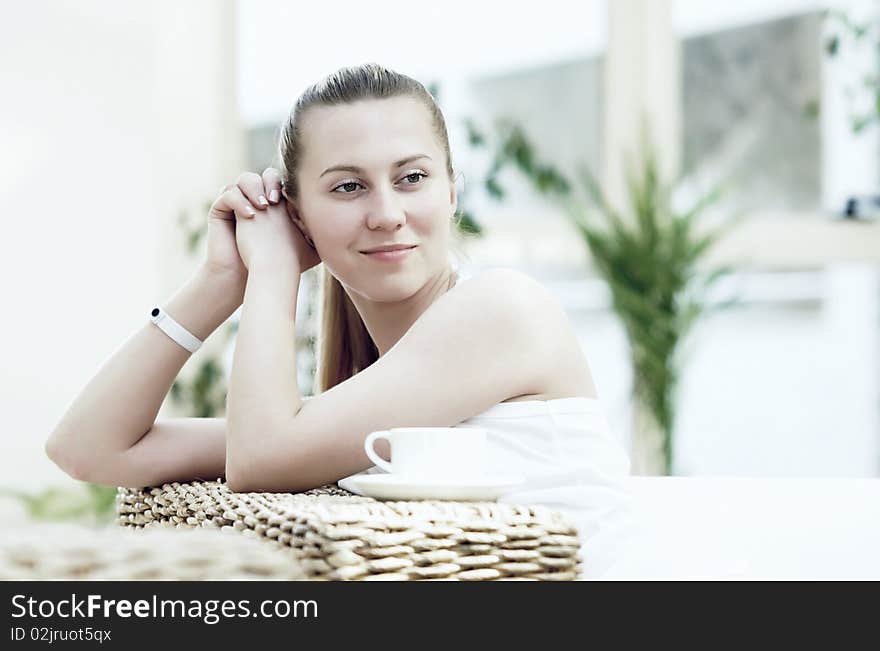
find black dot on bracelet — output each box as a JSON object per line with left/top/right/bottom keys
{"left": 151, "top": 308, "right": 160, "bottom": 317}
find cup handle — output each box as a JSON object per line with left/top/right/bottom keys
{"left": 364, "top": 430, "right": 394, "bottom": 473}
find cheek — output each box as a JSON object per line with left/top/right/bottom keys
{"left": 315, "top": 225, "right": 353, "bottom": 251}
{"left": 307, "top": 202, "right": 349, "bottom": 230}
{"left": 418, "top": 184, "right": 452, "bottom": 210}
{"left": 408, "top": 191, "right": 452, "bottom": 226}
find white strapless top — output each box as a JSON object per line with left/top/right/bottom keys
{"left": 337, "top": 267, "right": 643, "bottom": 578}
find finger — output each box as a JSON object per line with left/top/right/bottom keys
{"left": 228, "top": 186, "right": 259, "bottom": 220}
{"left": 262, "top": 167, "right": 283, "bottom": 203}
{"left": 236, "top": 171, "right": 270, "bottom": 210}
{"left": 210, "top": 186, "right": 257, "bottom": 221}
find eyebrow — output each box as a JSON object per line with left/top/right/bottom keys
{"left": 319, "top": 154, "right": 432, "bottom": 178}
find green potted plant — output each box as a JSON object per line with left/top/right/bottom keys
{"left": 467, "top": 118, "right": 743, "bottom": 475}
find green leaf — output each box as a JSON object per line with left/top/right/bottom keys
{"left": 485, "top": 175, "right": 504, "bottom": 200}
{"left": 706, "top": 295, "right": 743, "bottom": 316}
{"left": 852, "top": 114, "right": 873, "bottom": 133}
{"left": 825, "top": 34, "right": 840, "bottom": 56}
{"left": 463, "top": 118, "right": 486, "bottom": 148}
{"left": 454, "top": 211, "right": 483, "bottom": 236}
{"left": 187, "top": 229, "right": 204, "bottom": 255}
{"left": 0, "top": 484, "right": 117, "bottom": 523}
{"left": 574, "top": 163, "right": 629, "bottom": 237}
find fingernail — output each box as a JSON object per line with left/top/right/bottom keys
{"left": 258, "top": 195, "right": 269, "bottom": 207}
{"left": 247, "top": 207, "right": 256, "bottom": 216}
{"left": 269, "top": 190, "right": 279, "bottom": 203}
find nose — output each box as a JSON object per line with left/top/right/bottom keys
{"left": 364, "top": 181, "right": 406, "bottom": 231}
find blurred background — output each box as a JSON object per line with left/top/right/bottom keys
{"left": 1, "top": 0, "right": 878, "bottom": 519}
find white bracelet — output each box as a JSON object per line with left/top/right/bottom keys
{"left": 149, "top": 306, "right": 203, "bottom": 353}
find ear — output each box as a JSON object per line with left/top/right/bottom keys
{"left": 284, "top": 197, "right": 308, "bottom": 234}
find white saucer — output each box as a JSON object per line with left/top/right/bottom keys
{"left": 344, "top": 474, "right": 526, "bottom": 501}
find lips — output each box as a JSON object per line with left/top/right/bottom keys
{"left": 360, "top": 245, "right": 417, "bottom": 253}
{"left": 361, "top": 245, "right": 416, "bottom": 262}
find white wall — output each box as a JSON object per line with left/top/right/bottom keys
{"left": 235, "top": 0, "right": 608, "bottom": 125}
{"left": 1, "top": 4, "right": 161, "bottom": 492}
{"left": 0, "top": 1, "right": 243, "bottom": 492}
{"left": 673, "top": 265, "right": 879, "bottom": 476}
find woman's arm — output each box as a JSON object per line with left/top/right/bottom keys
{"left": 225, "top": 263, "right": 303, "bottom": 488}
{"left": 225, "top": 269, "right": 562, "bottom": 493}
{"left": 45, "top": 268, "right": 244, "bottom": 485}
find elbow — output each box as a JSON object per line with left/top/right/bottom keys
{"left": 225, "top": 451, "right": 304, "bottom": 494}
{"left": 224, "top": 431, "right": 247, "bottom": 492}
{"left": 225, "top": 422, "right": 306, "bottom": 493}
{"left": 225, "top": 459, "right": 272, "bottom": 493}
{"left": 224, "top": 422, "right": 272, "bottom": 492}
{"left": 225, "top": 472, "right": 308, "bottom": 494}
{"left": 45, "top": 430, "right": 144, "bottom": 488}
{"left": 45, "top": 432, "right": 93, "bottom": 483}
{"left": 224, "top": 464, "right": 249, "bottom": 493}
{"left": 224, "top": 468, "right": 268, "bottom": 494}
{"left": 224, "top": 446, "right": 259, "bottom": 493}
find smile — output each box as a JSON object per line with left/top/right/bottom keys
{"left": 361, "top": 246, "right": 416, "bottom": 262}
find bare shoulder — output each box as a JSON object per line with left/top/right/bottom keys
{"left": 407, "top": 267, "right": 553, "bottom": 362}
{"left": 441, "top": 268, "right": 560, "bottom": 357}
{"left": 453, "top": 268, "right": 572, "bottom": 342}
{"left": 451, "top": 267, "right": 557, "bottom": 315}
{"left": 453, "top": 268, "right": 597, "bottom": 401}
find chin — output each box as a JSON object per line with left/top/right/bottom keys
{"left": 369, "top": 271, "right": 423, "bottom": 296}
{"left": 338, "top": 265, "right": 421, "bottom": 300}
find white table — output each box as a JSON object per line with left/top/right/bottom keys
{"left": 598, "top": 476, "right": 880, "bottom": 580}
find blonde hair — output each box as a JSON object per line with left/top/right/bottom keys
{"left": 278, "top": 63, "right": 466, "bottom": 393}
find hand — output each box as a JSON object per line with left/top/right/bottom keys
{"left": 225, "top": 168, "right": 322, "bottom": 275}
{"left": 202, "top": 177, "right": 259, "bottom": 283}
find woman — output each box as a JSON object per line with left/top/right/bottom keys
{"left": 46, "top": 63, "right": 641, "bottom": 579}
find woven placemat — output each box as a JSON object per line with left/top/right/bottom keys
{"left": 0, "top": 522, "right": 306, "bottom": 580}
{"left": 117, "top": 480, "right": 583, "bottom": 581}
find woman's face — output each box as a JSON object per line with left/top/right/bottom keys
{"left": 291, "top": 96, "right": 457, "bottom": 301}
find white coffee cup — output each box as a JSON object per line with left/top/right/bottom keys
{"left": 364, "top": 427, "right": 488, "bottom": 480}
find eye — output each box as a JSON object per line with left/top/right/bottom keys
{"left": 331, "top": 180, "right": 363, "bottom": 194}
{"left": 400, "top": 171, "right": 427, "bottom": 185}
